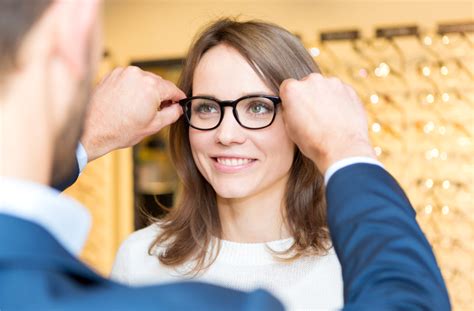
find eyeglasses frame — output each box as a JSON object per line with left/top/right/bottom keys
{"left": 178, "top": 95, "right": 281, "bottom": 130}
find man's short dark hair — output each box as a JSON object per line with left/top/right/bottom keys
{"left": 0, "top": 0, "right": 52, "bottom": 82}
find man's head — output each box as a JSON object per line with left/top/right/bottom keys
{"left": 0, "top": 1, "right": 51, "bottom": 83}
{"left": 0, "top": 0, "right": 102, "bottom": 185}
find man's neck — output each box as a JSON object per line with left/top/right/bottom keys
{"left": 0, "top": 76, "right": 53, "bottom": 185}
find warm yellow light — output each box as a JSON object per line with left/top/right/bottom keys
{"left": 371, "top": 122, "right": 381, "bottom": 133}
{"left": 424, "top": 121, "right": 435, "bottom": 133}
{"left": 425, "top": 148, "right": 440, "bottom": 160}
{"left": 423, "top": 36, "right": 433, "bottom": 46}
{"left": 442, "top": 92, "right": 450, "bottom": 102}
{"left": 425, "top": 178, "right": 434, "bottom": 189}
{"left": 426, "top": 93, "right": 435, "bottom": 104}
{"left": 375, "top": 62, "right": 390, "bottom": 77}
{"left": 442, "top": 205, "right": 450, "bottom": 215}
{"left": 440, "top": 66, "right": 449, "bottom": 76}
{"left": 422, "top": 66, "right": 431, "bottom": 77}
{"left": 442, "top": 180, "right": 450, "bottom": 189}
{"left": 442, "top": 35, "right": 450, "bottom": 45}
{"left": 370, "top": 93, "right": 379, "bottom": 104}
{"left": 309, "top": 47, "right": 320, "bottom": 57}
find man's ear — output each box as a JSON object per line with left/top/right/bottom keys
{"left": 49, "top": 0, "right": 101, "bottom": 78}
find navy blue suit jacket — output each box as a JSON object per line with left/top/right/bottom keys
{"left": 327, "top": 164, "right": 450, "bottom": 310}
{"left": 0, "top": 214, "right": 282, "bottom": 311}
{"left": 1, "top": 163, "right": 450, "bottom": 310}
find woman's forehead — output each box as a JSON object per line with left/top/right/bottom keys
{"left": 192, "top": 44, "right": 273, "bottom": 98}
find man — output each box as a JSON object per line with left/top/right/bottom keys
{"left": 0, "top": 1, "right": 450, "bottom": 310}
{"left": 0, "top": 1, "right": 281, "bottom": 310}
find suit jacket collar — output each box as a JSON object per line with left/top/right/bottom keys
{"left": 0, "top": 214, "right": 106, "bottom": 286}
{"left": 0, "top": 177, "right": 90, "bottom": 255}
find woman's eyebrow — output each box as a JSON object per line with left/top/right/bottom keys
{"left": 192, "top": 92, "right": 276, "bottom": 99}
{"left": 191, "top": 93, "right": 217, "bottom": 98}
{"left": 241, "top": 92, "right": 276, "bottom": 97}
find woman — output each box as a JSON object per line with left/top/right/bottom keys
{"left": 111, "top": 18, "right": 343, "bottom": 310}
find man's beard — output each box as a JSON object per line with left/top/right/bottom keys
{"left": 50, "top": 73, "right": 92, "bottom": 188}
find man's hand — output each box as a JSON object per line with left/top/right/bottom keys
{"left": 280, "top": 73, "right": 376, "bottom": 174}
{"left": 81, "top": 66, "right": 185, "bottom": 162}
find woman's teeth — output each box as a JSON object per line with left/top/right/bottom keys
{"left": 216, "top": 158, "right": 254, "bottom": 166}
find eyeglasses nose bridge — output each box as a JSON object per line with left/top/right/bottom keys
{"left": 218, "top": 102, "right": 241, "bottom": 128}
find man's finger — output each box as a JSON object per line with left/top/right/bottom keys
{"left": 150, "top": 103, "right": 183, "bottom": 132}
{"left": 154, "top": 78, "right": 186, "bottom": 104}
{"left": 140, "top": 70, "right": 186, "bottom": 107}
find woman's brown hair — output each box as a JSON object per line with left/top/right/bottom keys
{"left": 150, "top": 18, "right": 329, "bottom": 274}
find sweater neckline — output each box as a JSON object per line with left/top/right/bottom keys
{"left": 213, "top": 237, "right": 295, "bottom": 265}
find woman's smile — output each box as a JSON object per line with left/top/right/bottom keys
{"left": 212, "top": 156, "right": 258, "bottom": 173}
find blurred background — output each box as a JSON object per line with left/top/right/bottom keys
{"left": 64, "top": 0, "right": 473, "bottom": 309}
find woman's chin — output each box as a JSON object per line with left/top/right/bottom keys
{"left": 214, "top": 187, "right": 252, "bottom": 200}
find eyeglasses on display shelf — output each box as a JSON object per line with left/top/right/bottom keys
{"left": 304, "top": 21, "right": 473, "bottom": 309}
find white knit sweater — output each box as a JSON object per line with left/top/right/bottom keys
{"left": 111, "top": 224, "right": 344, "bottom": 311}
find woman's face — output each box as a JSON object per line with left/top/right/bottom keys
{"left": 189, "top": 44, "right": 295, "bottom": 200}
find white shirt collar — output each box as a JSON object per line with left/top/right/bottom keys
{"left": 0, "top": 176, "right": 91, "bottom": 255}
{"left": 325, "top": 157, "right": 384, "bottom": 185}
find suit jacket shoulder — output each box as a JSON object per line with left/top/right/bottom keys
{"left": 0, "top": 214, "right": 283, "bottom": 311}
{"left": 326, "top": 163, "right": 450, "bottom": 311}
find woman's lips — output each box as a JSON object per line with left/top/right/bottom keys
{"left": 212, "top": 156, "right": 257, "bottom": 173}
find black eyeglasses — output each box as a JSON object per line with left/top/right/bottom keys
{"left": 178, "top": 95, "right": 281, "bottom": 130}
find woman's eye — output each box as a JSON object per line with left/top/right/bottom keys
{"left": 195, "top": 103, "right": 219, "bottom": 114}
{"left": 249, "top": 102, "right": 272, "bottom": 114}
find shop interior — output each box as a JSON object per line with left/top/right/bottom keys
{"left": 64, "top": 1, "right": 473, "bottom": 309}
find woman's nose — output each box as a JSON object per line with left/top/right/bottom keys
{"left": 214, "top": 107, "right": 246, "bottom": 145}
